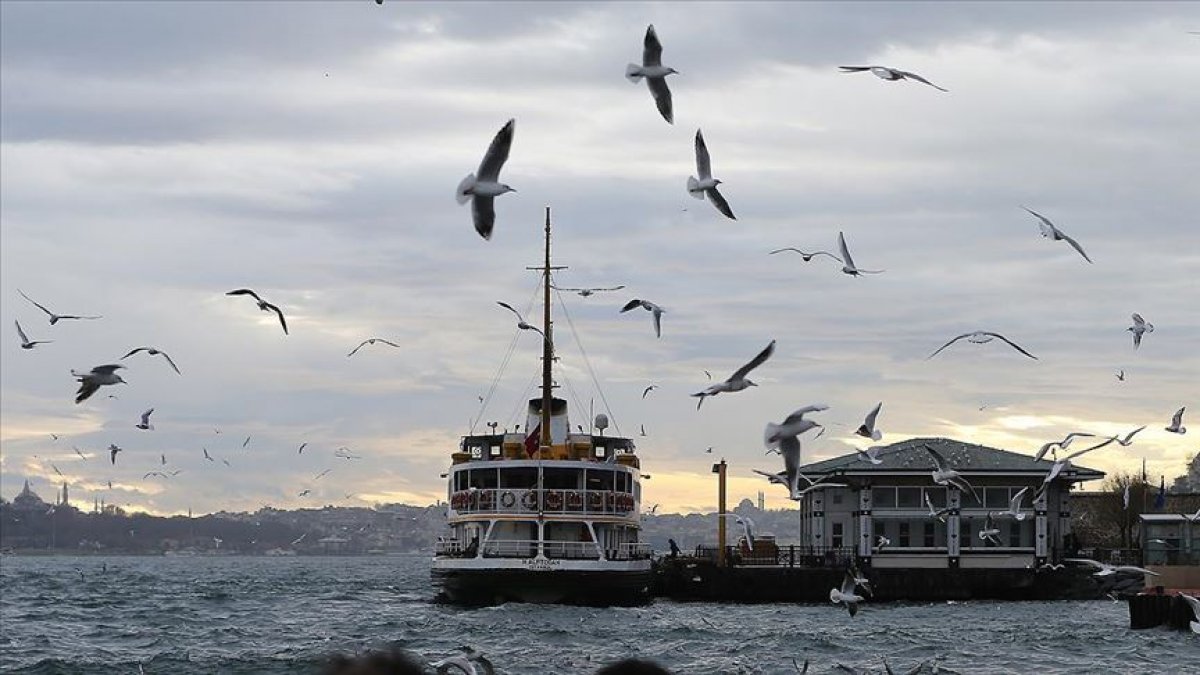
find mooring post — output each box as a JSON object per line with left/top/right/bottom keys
{"left": 713, "top": 460, "right": 727, "bottom": 567}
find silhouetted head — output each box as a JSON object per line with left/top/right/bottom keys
{"left": 595, "top": 658, "right": 673, "bottom": 675}
{"left": 323, "top": 648, "right": 425, "bottom": 675}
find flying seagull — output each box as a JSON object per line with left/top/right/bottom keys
{"left": 14, "top": 320, "right": 52, "bottom": 349}
{"left": 830, "top": 570, "right": 866, "bottom": 617}
{"left": 1116, "top": 369, "right": 1125, "bottom": 382}
{"left": 855, "top": 446, "right": 884, "bottom": 465}
{"left": 839, "top": 65, "right": 948, "bottom": 92}
{"left": 687, "top": 130, "right": 735, "bottom": 219}
{"left": 791, "top": 471, "right": 849, "bottom": 499}
{"left": 769, "top": 248, "right": 843, "bottom": 263}
{"left": 927, "top": 331, "right": 1037, "bottom": 360}
{"left": 1127, "top": 313, "right": 1154, "bottom": 349}
{"left": 764, "top": 404, "right": 828, "bottom": 451}
{"left": 298, "top": 442, "right": 308, "bottom": 454}
{"left": 1021, "top": 207, "right": 1092, "bottom": 263}
{"left": 72, "top": 446, "right": 88, "bottom": 460}
{"left": 143, "top": 471, "right": 170, "bottom": 480}
{"left": 242, "top": 435, "right": 251, "bottom": 448}
{"left": 456, "top": 118, "right": 516, "bottom": 240}
{"left": 203, "top": 447, "right": 214, "bottom": 461}
{"left": 1165, "top": 407, "right": 1187, "bottom": 434}
{"left": 620, "top": 299, "right": 665, "bottom": 338}
{"left": 922, "top": 444, "right": 980, "bottom": 503}
{"left": 1041, "top": 436, "right": 1118, "bottom": 485}
{"left": 692, "top": 340, "right": 775, "bottom": 409}
{"left": 856, "top": 402, "right": 883, "bottom": 441}
{"left": 226, "top": 289, "right": 288, "bottom": 334}
{"left": 1064, "top": 558, "right": 1159, "bottom": 578}
{"left": 108, "top": 444, "right": 123, "bottom": 465}
{"left": 298, "top": 489, "right": 312, "bottom": 497}
{"left": 135, "top": 408, "right": 155, "bottom": 431}
{"left": 72, "top": 365, "right": 126, "bottom": 404}
{"left": 1113, "top": 426, "right": 1146, "bottom": 447}
{"left": 718, "top": 513, "right": 755, "bottom": 548}
{"left": 496, "top": 301, "right": 546, "bottom": 340}
{"left": 552, "top": 285, "right": 626, "bottom": 297}
{"left": 625, "top": 24, "right": 677, "bottom": 124}
{"left": 979, "top": 512, "right": 1003, "bottom": 545}
{"left": 837, "top": 232, "right": 883, "bottom": 276}
{"left": 50, "top": 462, "right": 64, "bottom": 477}
{"left": 1001, "top": 487, "right": 1030, "bottom": 520}
{"left": 18, "top": 289, "right": 102, "bottom": 325}
{"left": 347, "top": 338, "right": 401, "bottom": 357}
{"left": 314, "top": 468, "right": 332, "bottom": 480}
{"left": 1033, "top": 432, "right": 1098, "bottom": 462}
{"left": 120, "top": 347, "right": 180, "bottom": 374}
{"left": 925, "top": 494, "right": 952, "bottom": 522}
{"left": 642, "top": 385, "right": 657, "bottom": 399}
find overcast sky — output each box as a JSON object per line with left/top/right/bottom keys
{"left": 2, "top": 1, "right": 1197, "bottom": 516}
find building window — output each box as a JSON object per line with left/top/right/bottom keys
{"left": 872, "top": 487, "right": 896, "bottom": 508}
{"left": 874, "top": 520, "right": 885, "bottom": 543}
{"left": 832, "top": 522, "right": 844, "bottom": 549}
{"left": 897, "top": 488, "right": 921, "bottom": 508}
{"left": 831, "top": 490, "right": 844, "bottom": 505}
{"left": 985, "top": 488, "right": 1010, "bottom": 510}
{"left": 1009, "top": 521, "right": 1021, "bottom": 547}
{"left": 899, "top": 522, "right": 910, "bottom": 547}
{"left": 923, "top": 488, "right": 946, "bottom": 508}
{"left": 961, "top": 519, "right": 971, "bottom": 549}
{"left": 924, "top": 522, "right": 935, "bottom": 548}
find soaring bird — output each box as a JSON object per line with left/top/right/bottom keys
{"left": 768, "top": 248, "right": 843, "bottom": 263}
{"left": 1128, "top": 313, "right": 1154, "bottom": 349}
{"left": 1165, "top": 407, "right": 1187, "bottom": 434}
{"left": 120, "top": 347, "right": 181, "bottom": 374}
{"left": 72, "top": 446, "right": 89, "bottom": 460}
{"left": 298, "top": 443, "right": 308, "bottom": 454}
{"left": 855, "top": 446, "right": 884, "bottom": 465}
{"left": 14, "top": 320, "right": 52, "bottom": 349}
{"left": 927, "top": 331, "right": 1037, "bottom": 360}
{"left": 856, "top": 402, "right": 883, "bottom": 441}
{"left": 18, "top": 289, "right": 102, "bottom": 325}
{"left": 687, "top": 130, "right": 735, "bottom": 219}
{"left": 620, "top": 299, "right": 665, "bottom": 338}
{"left": 625, "top": 24, "right": 678, "bottom": 124}
{"left": 641, "top": 385, "right": 657, "bottom": 399}
{"left": 979, "top": 512, "right": 1003, "bottom": 545}
{"left": 456, "top": 118, "right": 516, "bottom": 240}
{"left": 226, "top": 289, "right": 288, "bottom": 334}
{"left": 1040, "top": 436, "right": 1118, "bottom": 485}
{"left": 1113, "top": 426, "right": 1146, "bottom": 447}
{"left": 552, "top": 285, "right": 626, "bottom": 298}
{"left": 496, "top": 302, "right": 546, "bottom": 340}
{"left": 922, "top": 444, "right": 980, "bottom": 503}
{"left": 202, "top": 447, "right": 214, "bottom": 462}
{"left": 839, "top": 65, "right": 948, "bottom": 92}
{"left": 135, "top": 408, "right": 154, "bottom": 431}
{"left": 347, "top": 338, "right": 401, "bottom": 357}
{"left": 1064, "top": 558, "right": 1160, "bottom": 578}
{"left": 693, "top": 340, "right": 775, "bottom": 409}
{"left": 108, "top": 444, "right": 123, "bottom": 465}
{"left": 1033, "top": 432, "right": 1099, "bottom": 462}
{"left": 72, "top": 365, "right": 126, "bottom": 404}
{"left": 925, "top": 494, "right": 952, "bottom": 523}
{"left": 718, "top": 513, "right": 756, "bottom": 548}
{"left": 837, "top": 232, "right": 883, "bottom": 276}
{"left": 1000, "top": 487, "right": 1030, "bottom": 520}
{"left": 1021, "top": 207, "right": 1092, "bottom": 263}
{"left": 830, "top": 570, "right": 866, "bottom": 617}
{"left": 764, "top": 404, "right": 828, "bottom": 450}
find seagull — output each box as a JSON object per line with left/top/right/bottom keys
{"left": 855, "top": 446, "right": 884, "bottom": 465}
{"left": 496, "top": 302, "right": 546, "bottom": 339}
{"left": 203, "top": 447, "right": 214, "bottom": 462}
{"left": 1021, "top": 207, "right": 1092, "bottom": 264}
{"left": 1181, "top": 594, "right": 1200, "bottom": 634}
{"left": 314, "top": 468, "right": 332, "bottom": 480}
{"left": 755, "top": 435, "right": 811, "bottom": 499}
{"left": 1001, "top": 487, "right": 1030, "bottom": 520}
{"left": 135, "top": 408, "right": 154, "bottom": 430}
{"left": 837, "top": 232, "right": 883, "bottom": 276}
{"left": 925, "top": 494, "right": 952, "bottom": 522}
{"left": 50, "top": 434, "right": 59, "bottom": 441}
{"left": 50, "top": 463, "right": 64, "bottom": 477}
{"left": 72, "top": 446, "right": 88, "bottom": 460}
{"left": 120, "top": 347, "right": 180, "bottom": 374}
{"left": 14, "top": 320, "right": 52, "bottom": 349}
{"left": 856, "top": 402, "right": 883, "bottom": 441}
{"left": 620, "top": 299, "right": 665, "bottom": 338}
{"left": 641, "top": 385, "right": 657, "bottom": 399}
{"left": 979, "top": 513, "right": 1003, "bottom": 545}
{"left": 838, "top": 65, "right": 948, "bottom": 92}
{"left": 298, "top": 489, "right": 312, "bottom": 497}
{"left": 1113, "top": 426, "right": 1146, "bottom": 447}
{"left": 1041, "top": 436, "right": 1118, "bottom": 484}
{"left": 108, "top": 444, "right": 122, "bottom": 465}
{"left": 298, "top": 443, "right": 308, "bottom": 454}
{"left": 1165, "top": 407, "right": 1187, "bottom": 434}
{"left": 553, "top": 285, "right": 626, "bottom": 298}
{"left": 160, "top": 453, "right": 166, "bottom": 465}
{"left": 456, "top": 118, "right": 516, "bottom": 240}
{"left": 1127, "top": 313, "right": 1154, "bottom": 349}
{"left": 790, "top": 471, "right": 849, "bottom": 499}
{"left": 849, "top": 563, "right": 873, "bottom": 598}
{"left": 1033, "top": 432, "right": 1098, "bottom": 462}
{"left": 764, "top": 404, "right": 828, "bottom": 451}
{"left": 17, "top": 289, "right": 102, "bottom": 325}
{"left": 625, "top": 24, "right": 677, "bottom": 124}
{"left": 1116, "top": 369, "right": 1125, "bottom": 381}
{"left": 226, "top": 289, "right": 288, "bottom": 334}
{"left": 639, "top": 424, "right": 647, "bottom": 437}
{"left": 143, "top": 471, "right": 170, "bottom": 480}
{"left": 769, "top": 248, "right": 843, "bottom": 263}
{"left": 687, "top": 129, "right": 736, "bottom": 219}
{"left": 829, "top": 570, "right": 866, "bottom": 617}
{"left": 1064, "top": 558, "right": 1160, "bottom": 577}
{"left": 693, "top": 340, "right": 775, "bottom": 409}
{"left": 290, "top": 533, "right": 308, "bottom": 545}
{"left": 346, "top": 338, "right": 402, "bottom": 357}
{"left": 335, "top": 447, "right": 362, "bottom": 460}
{"left": 72, "top": 365, "right": 126, "bottom": 404}
{"left": 221, "top": 458, "right": 232, "bottom": 467}
{"left": 875, "top": 535, "right": 890, "bottom": 551}
{"left": 922, "top": 444, "right": 981, "bottom": 503}
{"left": 718, "top": 513, "right": 755, "bottom": 548}
{"left": 927, "top": 331, "right": 1037, "bottom": 360}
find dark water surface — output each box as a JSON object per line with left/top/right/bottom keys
{"left": 1, "top": 555, "right": 1195, "bottom": 674}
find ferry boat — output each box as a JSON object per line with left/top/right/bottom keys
{"left": 431, "top": 209, "right": 653, "bottom": 606}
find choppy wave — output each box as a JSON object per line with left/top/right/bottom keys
{"left": 1, "top": 555, "right": 1196, "bottom": 674}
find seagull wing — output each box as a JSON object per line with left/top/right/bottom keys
{"left": 694, "top": 129, "right": 712, "bottom": 180}
{"left": 897, "top": 70, "right": 948, "bottom": 92}
{"left": 15, "top": 320, "right": 29, "bottom": 343}
{"left": 263, "top": 302, "right": 288, "bottom": 335}
{"left": 1065, "top": 436, "right": 1118, "bottom": 461}
{"left": 730, "top": 339, "right": 776, "bottom": 381}
{"left": 1010, "top": 487, "right": 1029, "bottom": 512}
{"left": 840, "top": 571, "right": 858, "bottom": 596}
{"left": 838, "top": 66, "right": 873, "bottom": 73}
{"left": 647, "top": 75, "right": 674, "bottom": 124}
{"left": 982, "top": 332, "right": 1038, "bottom": 360}
{"left": 1132, "top": 313, "right": 1146, "bottom": 328}
{"left": 651, "top": 308, "right": 663, "bottom": 338}
{"left": 226, "top": 288, "right": 263, "bottom": 303}
{"left": 1120, "top": 426, "right": 1146, "bottom": 444}
{"left": 782, "top": 404, "right": 830, "bottom": 425}
{"left": 620, "top": 298, "right": 644, "bottom": 313}
{"left": 496, "top": 301, "right": 525, "bottom": 322}
{"left": 374, "top": 339, "right": 401, "bottom": 349}
{"left": 159, "top": 351, "right": 181, "bottom": 374}
{"left": 923, "top": 444, "right": 950, "bottom": 472}
{"left": 120, "top": 347, "right": 147, "bottom": 359}
{"left": 1020, "top": 206, "right": 1056, "bottom": 231}
{"left": 91, "top": 364, "right": 125, "bottom": 375}
{"left": 1056, "top": 229, "right": 1093, "bottom": 263}
{"left": 594, "top": 285, "right": 626, "bottom": 292}
{"left": 140, "top": 409, "right": 154, "bottom": 425}
{"left": 705, "top": 186, "right": 736, "bottom": 219}
{"left": 477, "top": 119, "right": 515, "bottom": 182}
{"left": 347, "top": 340, "right": 370, "bottom": 357}
{"left": 770, "top": 248, "right": 803, "bottom": 255}
{"left": 862, "top": 402, "right": 882, "bottom": 431}
{"left": 17, "top": 289, "right": 55, "bottom": 317}
{"left": 1171, "top": 407, "right": 1185, "bottom": 428}
{"left": 927, "top": 333, "right": 972, "bottom": 359}
{"left": 1065, "top": 558, "right": 1106, "bottom": 571}
{"left": 642, "top": 24, "right": 663, "bottom": 67}
{"left": 642, "top": 385, "right": 655, "bottom": 399}
{"left": 837, "top": 231, "right": 855, "bottom": 269}
{"left": 75, "top": 379, "right": 101, "bottom": 404}
{"left": 472, "top": 195, "right": 496, "bottom": 240}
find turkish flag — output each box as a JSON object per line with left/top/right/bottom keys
{"left": 524, "top": 423, "right": 541, "bottom": 457}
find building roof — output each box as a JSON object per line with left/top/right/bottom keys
{"left": 798, "top": 436, "right": 1104, "bottom": 481}
{"left": 1139, "top": 514, "right": 1192, "bottom": 522}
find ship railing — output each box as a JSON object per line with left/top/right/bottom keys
{"left": 434, "top": 539, "right": 471, "bottom": 557}
{"left": 482, "top": 539, "right": 538, "bottom": 558}
{"left": 691, "top": 544, "right": 857, "bottom": 568}
{"left": 543, "top": 540, "right": 601, "bottom": 560}
{"left": 611, "top": 542, "right": 654, "bottom": 561}
{"left": 448, "top": 488, "right": 637, "bottom": 516}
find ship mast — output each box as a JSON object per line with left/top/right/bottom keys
{"left": 540, "top": 206, "right": 553, "bottom": 453}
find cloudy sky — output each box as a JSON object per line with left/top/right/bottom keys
{"left": 2, "top": 1, "right": 1197, "bottom": 516}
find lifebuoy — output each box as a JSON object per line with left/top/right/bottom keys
{"left": 521, "top": 491, "right": 538, "bottom": 510}
{"left": 545, "top": 490, "right": 563, "bottom": 510}
{"left": 566, "top": 491, "right": 583, "bottom": 510}
{"left": 500, "top": 491, "right": 516, "bottom": 508}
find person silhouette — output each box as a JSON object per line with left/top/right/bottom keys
{"left": 668, "top": 538, "right": 681, "bottom": 559}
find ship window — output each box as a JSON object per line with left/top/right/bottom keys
{"left": 499, "top": 467, "right": 538, "bottom": 489}
{"left": 544, "top": 468, "right": 578, "bottom": 490}
{"left": 616, "top": 472, "right": 631, "bottom": 493}
{"left": 896, "top": 487, "right": 921, "bottom": 508}
{"left": 872, "top": 487, "right": 896, "bottom": 508}
{"left": 454, "top": 471, "right": 468, "bottom": 491}
{"left": 586, "top": 469, "right": 614, "bottom": 491}
{"left": 469, "top": 469, "right": 497, "bottom": 489}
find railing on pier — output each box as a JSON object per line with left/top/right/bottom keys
{"left": 691, "top": 544, "right": 856, "bottom": 568}
{"left": 436, "top": 538, "right": 651, "bottom": 561}
{"left": 448, "top": 488, "right": 637, "bottom": 517}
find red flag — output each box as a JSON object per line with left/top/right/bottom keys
{"left": 524, "top": 423, "right": 541, "bottom": 457}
